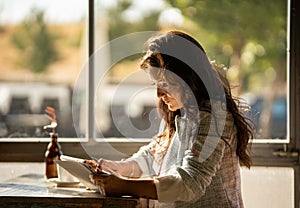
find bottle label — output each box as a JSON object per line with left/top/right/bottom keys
{"left": 46, "top": 163, "right": 58, "bottom": 178}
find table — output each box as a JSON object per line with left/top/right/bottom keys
{"left": 0, "top": 173, "right": 139, "bottom": 208}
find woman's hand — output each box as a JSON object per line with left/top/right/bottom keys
{"left": 84, "top": 159, "right": 102, "bottom": 174}
{"left": 90, "top": 173, "right": 128, "bottom": 197}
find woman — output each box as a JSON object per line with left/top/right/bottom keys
{"left": 88, "top": 30, "right": 254, "bottom": 208}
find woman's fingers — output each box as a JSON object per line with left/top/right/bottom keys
{"left": 85, "top": 159, "right": 107, "bottom": 174}
{"left": 90, "top": 173, "right": 111, "bottom": 185}
{"left": 86, "top": 158, "right": 125, "bottom": 177}
{"left": 85, "top": 159, "right": 98, "bottom": 169}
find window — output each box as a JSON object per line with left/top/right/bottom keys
{"left": 0, "top": 0, "right": 87, "bottom": 139}
{"left": 88, "top": 0, "right": 289, "bottom": 142}
{"left": 0, "top": 0, "right": 290, "bottom": 142}
{"left": 0, "top": 0, "right": 298, "bottom": 162}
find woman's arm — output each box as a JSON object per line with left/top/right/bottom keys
{"left": 90, "top": 174, "right": 158, "bottom": 199}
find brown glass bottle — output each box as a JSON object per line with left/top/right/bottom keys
{"left": 45, "top": 133, "right": 62, "bottom": 179}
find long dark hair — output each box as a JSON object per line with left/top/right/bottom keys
{"left": 140, "top": 30, "right": 254, "bottom": 168}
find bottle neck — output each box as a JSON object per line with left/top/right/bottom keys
{"left": 50, "top": 133, "right": 58, "bottom": 142}
{"left": 46, "top": 132, "right": 62, "bottom": 157}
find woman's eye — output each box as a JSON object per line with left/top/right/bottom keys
{"left": 157, "top": 82, "right": 168, "bottom": 88}
{"left": 161, "top": 83, "right": 168, "bottom": 88}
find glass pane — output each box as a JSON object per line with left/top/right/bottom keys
{"left": 94, "top": 0, "right": 288, "bottom": 142}
{"left": 0, "top": 0, "right": 87, "bottom": 138}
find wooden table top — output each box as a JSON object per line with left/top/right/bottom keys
{"left": 0, "top": 173, "right": 139, "bottom": 208}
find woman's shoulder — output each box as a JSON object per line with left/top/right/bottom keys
{"left": 181, "top": 100, "right": 234, "bottom": 126}
{"left": 197, "top": 101, "right": 235, "bottom": 128}
{"left": 198, "top": 100, "right": 230, "bottom": 115}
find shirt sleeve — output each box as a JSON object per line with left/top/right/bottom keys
{"left": 154, "top": 173, "right": 195, "bottom": 202}
{"left": 125, "top": 144, "right": 154, "bottom": 177}
{"left": 126, "top": 119, "right": 166, "bottom": 177}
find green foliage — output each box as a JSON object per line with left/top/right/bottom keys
{"left": 104, "top": 0, "right": 161, "bottom": 41}
{"left": 68, "top": 27, "right": 83, "bottom": 48}
{"left": 99, "top": 0, "right": 161, "bottom": 63}
{"left": 167, "top": 0, "right": 287, "bottom": 92}
{"left": 11, "top": 8, "right": 59, "bottom": 73}
{"left": 98, "top": 0, "right": 287, "bottom": 92}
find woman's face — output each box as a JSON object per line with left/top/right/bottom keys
{"left": 156, "top": 81, "right": 183, "bottom": 111}
{"left": 149, "top": 68, "right": 185, "bottom": 111}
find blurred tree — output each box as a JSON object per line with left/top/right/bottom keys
{"left": 104, "top": 0, "right": 161, "bottom": 40}
{"left": 102, "top": 0, "right": 160, "bottom": 51}
{"left": 167, "top": 0, "right": 287, "bottom": 93}
{"left": 100, "top": 0, "right": 287, "bottom": 93}
{"left": 11, "top": 8, "right": 59, "bottom": 73}
{"left": 0, "top": 5, "right": 5, "bottom": 33}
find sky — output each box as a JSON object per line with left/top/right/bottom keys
{"left": 0, "top": 0, "right": 87, "bottom": 24}
{"left": 0, "top": 0, "right": 165, "bottom": 24}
